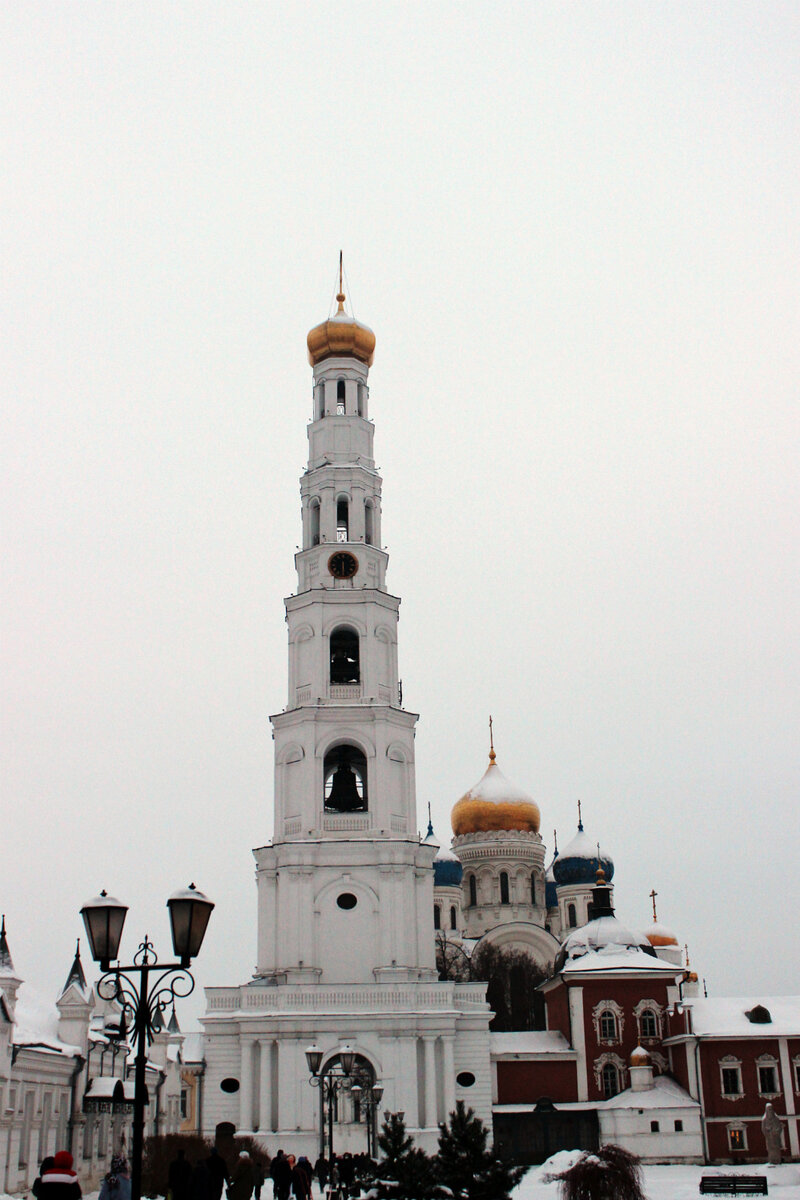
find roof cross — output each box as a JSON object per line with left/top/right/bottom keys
{"left": 577, "top": 798, "right": 583, "bottom": 831}
{"left": 488, "top": 715, "right": 496, "bottom": 763}
{"left": 649, "top": 889, "right": 658, "bottom": 922}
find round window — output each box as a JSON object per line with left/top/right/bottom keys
{"left": 456, "top": 1071, "right": 476, "bottom": 1088}
{"left": 220, "top": 1078, "right": 240, "bottom": 1093}
{"left": 337, "top": 893, "right": 358, "bottom": 910}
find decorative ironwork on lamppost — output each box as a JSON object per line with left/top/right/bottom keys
{"left": 81, "top": 885, "right": 214, "bottom": 1200}
{"left": 306, "top": 1043, "right": 380, "bottom": 1162}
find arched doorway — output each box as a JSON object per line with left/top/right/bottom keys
{"left": 317, "top": 1053, "right": 378, "bottom": 1158}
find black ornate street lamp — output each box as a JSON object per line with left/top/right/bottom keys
{"left": 81, "top": 885, "right": 214, "bottom": 1200}
{"left": 306, "top": 1043, "right": 378, "bottom": 1162}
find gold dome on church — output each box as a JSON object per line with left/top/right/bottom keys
{"left": 451, "top": 742, "right": 541, "bottom": 836}
{"left": 307, "top": 260, "right": 375, "bottom": 367}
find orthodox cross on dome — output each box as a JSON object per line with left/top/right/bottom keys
{"left": 426, "top": 800, "right": 434, "bottom": 839}
{"left": 488, "top": 715, "right": 496, "bottom": 764}
{"left": 649, "top": 888, "right": 659, "bottom": 922}
{"left": 553, "top": 829, "right": 558, "bottom": 854}
{"left": 577, "top": 799, "right": 583, "bottom": 831}
{"left": 684, "top": 942, "right": 691, "bottom": 967}
{"left": 336, "top": 250, "right": 346, "bottom": 312}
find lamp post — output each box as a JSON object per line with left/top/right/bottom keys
{"left": 307, "top": 1043, "right": 379, "bottom": 1163}
{"left": 81, "top": 885, "right": 214, "bottom": 1200}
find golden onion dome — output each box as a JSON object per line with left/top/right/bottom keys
{"left": 451, "top": 738, "right": 541, "bottom": 836}
{"left": 630, "top": 1046, "right": 650, "bottom": 1067}
{"left": 307, "top": 258, "right": 375, "bottom": 367}
{"left": 645, "top": 923, "right": 679, "bottom": 948}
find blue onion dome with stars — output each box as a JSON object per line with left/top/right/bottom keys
{"left": 426, "top": 816, "right": 464, "bottom": 887}
{"left": 552, "top": 814, "right": 614, "bottom": 886}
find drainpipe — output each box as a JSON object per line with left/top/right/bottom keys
{"left": 67, "top": 1055, "right": 86, "bottom": 1158}
{"left": 694, "top": 1039, "right": 709, "bottom": 1164}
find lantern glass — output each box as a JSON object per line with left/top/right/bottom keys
{"left": 305, "top": 1044, "right": 323, "bottom": 1076}
{"left": 372, "top": 1085, "right": 384, "bottom": 1104}
{"left": 339, "top": 1043, "right": 355, "bottom": 1076}
{"left": 80, "top": 892, "right": 128, "bottom": 966}
{"left": 167, "top": 884, "right": 214, "bottom": 963}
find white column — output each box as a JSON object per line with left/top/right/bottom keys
{"left": 258, "top": 1039, "right": 272, "bottom": 1132}
{"left": 423, "top": 1037, "right": 437, "bottom": 1129}
{"left": 568, "top": 988, "right": 588, "bottom": 1101}
{"left": 239, "top": 1038, "right": 255, "bottom": 1132}
{"left": 442, "top": 1036, "right": 456, "bottom": 1121}
{"left": 779, "top": 1038, "right": 799, "bottom": 1157}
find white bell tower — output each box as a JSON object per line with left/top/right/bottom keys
{"left": 254, "top": 266, "right": 437, "bottom": 986}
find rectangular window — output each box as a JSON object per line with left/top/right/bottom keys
{"left": 650, "top": 1120, "right": 660, "bottom": 1133}
{"left": 675, "top": 1119, "right": 683, "bottom": 1132}
{"left": 795, "top": 1062, "right": 800, "bottom": 1092}
{"left": 180, "top": 1088, "right": 188, "bottom": 1119}
{"left": 728, "top": 1127, "right": 746, "bottom": 1151}
{"left": 758, "top": 1065, "right": 778, "bottom": 1095}
{"left": 722, "top": 1067, "right": 742, "bottom": 1096}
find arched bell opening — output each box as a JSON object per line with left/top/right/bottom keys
{"left": 336, "top": 379, "right": 346, "bottom": 415}
{"left": 310, "top": 499, "right": 321, "bottom": 547}
{"left": 336, "top": 496, "right": 349, "bottom": 542}
{"left": 330, "top": 627, "right": 360, "bottom": 685}
{"left": 323, "top": 744, "right": 368, "bottom": 813}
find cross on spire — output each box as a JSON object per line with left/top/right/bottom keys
{"left": 577, "top": 799, "right": 583, "bottom": 831}
{"left": 649, "top": 889, "right": 659, "bottom": 922}
{"left": 488, "top": 715, "right": 496, "bottom": 763}
{"left": 336, "top": 250, "right": 346, "bottom": 311}
{"left": 426, "top": 801, "right": 434, "bottom": 839}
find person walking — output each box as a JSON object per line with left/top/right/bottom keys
{"left": 36, "top": 1151, "right": 81, "bottom": 1200}
{"left": 229, "top": 1151, "right": 255, "bottom": 1200}
{"left": 168, "top": 1149, "right": 193, "bottom": 1200}
{"left": 312, "top": 1157, "right": 327, "bottom": 1198}
{"left": 287, "top": 1157, "right": 309, "bottom": 1200}
{"left": 99, "top": 1156, "right": 131, "bottom": 1200}
{"left": 269, "top": 1151, "right": 291, "bottom": 1200}
{"left": 206, "top": 1147, "right": 230, "bottom": 1200}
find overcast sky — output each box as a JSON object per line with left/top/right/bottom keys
{"left": 2, "top": 3, "right": 799, "bottom": 1029}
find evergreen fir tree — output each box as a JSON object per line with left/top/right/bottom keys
{"left": 436, "top": 1101, "right": 526, "bottom": 1200}
{"left": 373, "top": 1112, "right": 446, "bottom": 1200}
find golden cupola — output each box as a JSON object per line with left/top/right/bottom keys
{"left": 451, "top": 727, "right": 541, "bottom": 836}
{"left": 307, "top": 255, "right": 376, "bottom": 367}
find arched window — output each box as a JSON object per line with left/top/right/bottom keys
{"left": 602, "top": 1063, "right": 620, "bottom": 1099}
{"left": 336, "top": 497, "right": 349, "bottom": 542}
{"left": 468, "top": 875, "right": 477, "bottom": 907}
{"left": 500, "top": 872, "right": 510, "bottom": 904}
{"left": 330, "top": 627, "right": 360, "bottom": 685}
{"left": 450, "top": 906, "right": 457, "bottom": 930}
{"left": 531, "top": 873, "right": 537, "bottom": 904}
{"left": 365, "top": 501, "right": 374, "bottom": 546}
{"left": 315, "top": 384, "right": 325, "bottom": 421}
{"left": 357, "top": 383, "right": 364, "bottom": 417}
{"left": 640, "top": 1009, "right": 658, "bottom": 1039}
{"left": 599, "top": 1009, "right": 618, "bottom": 1040}
{"left": 567, "top": 903, "right": 577, "bottom": 928}
{"left": 323, "top": 744, "right": 367, "bottom": 812}
{"left": 336, "top": 379, "right": 346, "bottom": 414}
{"left": 310, "top": 500, "right": 320, "bottom": 547}
{"left": 433, "top": 904, "right": 441, "bottom": 930}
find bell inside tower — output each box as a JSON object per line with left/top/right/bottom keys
{"left": 324, "top": 744, "right": 368, "bottom": 812}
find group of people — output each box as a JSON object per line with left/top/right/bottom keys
{"left": 31, "top": 1145, "right": 375, "bottom": 1200}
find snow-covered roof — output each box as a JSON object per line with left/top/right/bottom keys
{"left": 561, "top": 915, "right": 656, "bottom": 962}
{"left": 490, "top": 1031, "right": 574, "bottom": 1056}
{"left": 678, "top": 996, "right": 800, "bottom": 1038}
{"left": 85, "top": 1077, "right": 135, "bottom": 1101}
{"left": 601, "top": 1075, "right": 700, "bottom": 1110}
{"left": 13, "top": 985, "right": 81, "bottom": 1055}
{"left": 561, "top": 946, "right": 680, "bottom": 976}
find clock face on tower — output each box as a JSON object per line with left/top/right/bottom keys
{"left": 328, "top": 551, "right": 358, "bottom": 580}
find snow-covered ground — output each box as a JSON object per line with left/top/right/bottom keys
{"left": 513, "top": 1151, "right": 800, "bottom": 1200}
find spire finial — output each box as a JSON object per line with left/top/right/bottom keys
{"left": 426, "top": 801, "right": 434, "bottom": 839}
{"left": 488, "top": 715, "right": 496, "bottom": 764}
{"left": 553, "top": 828, "right": 558, "bottom": 855}
{"left": 684, "top": 942, "right": 690, "bottom": 968}
{"left": 649, "top": 888, "right": 658, "bottom": 922}
{"left": 336, "top": 250, "right": 346, "bottom": 312}
{"left": 577, "top": 799, "right": 583, "bottom": 831}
